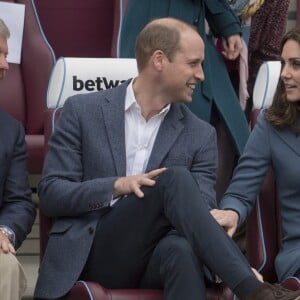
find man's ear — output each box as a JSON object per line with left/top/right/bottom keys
{"left": 152, "top": 50, "right": 166, "bottom": 71}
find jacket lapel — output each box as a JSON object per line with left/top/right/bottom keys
{"left": 101, "top": 84, "right": 127, "bottom": 176}
{"left": 146, "top": 104, "right": 184, "bottom": 171}
{"left": 100, "top": 83, "right": 186, "bottom": 174}
{"left": 273, "top": 117, "right": 300, "bottom": 157}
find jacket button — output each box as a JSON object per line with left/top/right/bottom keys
{"left": 88, "top": 227, "right": 94, "bottom": 234}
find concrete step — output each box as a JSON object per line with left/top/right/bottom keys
{"left": 17, "top": 238, "right": 40, "bottom": 255}
{"left": 27, "top": 222, "right": 39, "bottom": 239}
{"left": 18, "top": 201, "right": 40, "bottom": 300}
{"left": 17, "top": 213, "right": 40, "bottom": 255}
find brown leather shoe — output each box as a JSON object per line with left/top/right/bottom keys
{"left": 243, "top": 283, "right": 300, "bottom": 300}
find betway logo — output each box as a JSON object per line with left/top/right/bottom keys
{"left": 73, "top": 76, "right": 128, "bottom": 91}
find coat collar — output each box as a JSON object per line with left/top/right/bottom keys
{"left": 272, "top": 115, "right": 300, "bottom": 157}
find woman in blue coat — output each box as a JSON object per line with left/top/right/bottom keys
{"left": 119, "top": 0, "right": 250, "bottom": 158}
{"left": 212, "top": 27, "right": 300, "bottom": 282}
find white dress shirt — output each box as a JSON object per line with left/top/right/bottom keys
{"left": 111, "top": 80, "right": 170, "bottom": 205}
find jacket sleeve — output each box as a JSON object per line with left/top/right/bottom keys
{"left": 38, "top": 98, "right": 117, "bottom": 218}
{"left": 190, "top": 125, "right": 218, "bottom": 210}
{"left": 0, "top": 123, "right": 36, "bottom": 249}
{"left": 204, "top": 0, "right": 242, "bottom": 38}
{"left": 220, "top": 111, "right": 271, "bottom": 225}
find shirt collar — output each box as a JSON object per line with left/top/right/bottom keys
{"left": 125, "top": 79, "right": 170, "bottom": 116}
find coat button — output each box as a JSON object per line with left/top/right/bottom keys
{"left": 88, "top": 227, "right": 94, "bottom": 234}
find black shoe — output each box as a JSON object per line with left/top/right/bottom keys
{"left": 244, "top": 282, "right": 300, "bottom": 300}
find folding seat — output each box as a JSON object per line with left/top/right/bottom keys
{"left": 245, "top": 61, "right": 300, "bottom": 290}
{"left": 33, "top": 0, "right": 114, "bottom": 59}
{"left": 40, "top": 56, "right": 236, "bottom": 300}
{"left": 111, "top": 0, "right": 128, "bottom": 57}
{"left": 0, "top": 0, "right": 55, "bottom": 174}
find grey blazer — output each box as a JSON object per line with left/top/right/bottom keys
{"left": 35, "top": 80, "right": 218, "bottom": 299}
{"left": 0, "top": 110, "right": 36, "bottom": 249}
{"left": 221, "top": 110, "right": 300, "bottom": 281}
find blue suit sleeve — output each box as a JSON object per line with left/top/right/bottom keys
{"left": 220, "top": 111, "right": 271, "bottom": 225}
{"left": 0, "top": 123, "right": 36, "bottom": 249}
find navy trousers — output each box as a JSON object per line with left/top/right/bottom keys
{"left": 81, "top": 167, "right": 254, "bottom": 299}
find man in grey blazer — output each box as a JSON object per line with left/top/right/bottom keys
{"left": 35, "top": 18, "right": 300, "bottom": 300}
{"left": 0, "top": 18, "right": 36, "bottom": 300}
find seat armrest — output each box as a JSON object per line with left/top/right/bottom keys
{"left": 281, "top": 277, "right": 300, "bottom": 291}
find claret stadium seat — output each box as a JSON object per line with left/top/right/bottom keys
{"left": 33, "top": 0, "right": 114, "bottom": 59}
{"left": 246, "top": 61, "right": 300, "bottom": 291}
{"left": 0, "top": 0, "right": 55, "bottom": 174}
{"left": 39, "top": 57, "right": 236, "bottom": 300}
{"left": 111, "top": 0, "right": 128, "bottom": 58}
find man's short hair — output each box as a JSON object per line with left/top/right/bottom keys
{"left": 135, "top": 18, "right": 196, "bottom": 71}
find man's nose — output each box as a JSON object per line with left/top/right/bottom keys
{"left": 195, "top": 64, "right": 204, "bottom": 82}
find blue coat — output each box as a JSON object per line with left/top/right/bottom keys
{"left": 0, "top": 110, "right": 36, "bottom": 249}
{"left": 119, "top": 0, "right": 250, "bottom": 155}
{"left": 221, "top": 111, "right": 300, "bottom": 281}
{"left": 34, "top": 80, "right": 218, "bottom": 298}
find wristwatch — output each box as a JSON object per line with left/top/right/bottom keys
{"left": 0, "top": 227, "right": 14, "bottom": 243}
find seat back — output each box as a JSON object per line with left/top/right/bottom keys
{"left": 111, "top": 0, "right": 128, "bottom": 57}
{"left": 252, "top": 61, "right": 281, "bottom": 111}
{"left": 34, "top": 0, "right": 114, "bottom": 59}
{"left": 46, "top": 57, "right": 137, "bottom": 109}
{"left": 246, "top": 61, "right": 282, "bottom": 282}
{"left": 0, "top": 0, "right": 55, "bottom": 173}
{"left": 0, "top": 0, "right": 55, "bottom": 133}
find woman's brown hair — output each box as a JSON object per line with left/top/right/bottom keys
{"left": 265, "top": 27, "right": 300, "bottom": 134}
